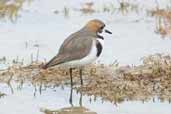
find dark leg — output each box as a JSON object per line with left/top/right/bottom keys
{"left": 69, "top": 87, "right": 73, "bottom": 106}
{"left": 79, "top": 69, "right": 83, "bottom": 85}
{"left": 69, "top": 68, "right": 73, "bottom": 87}
{"left": 79, "top": 90, "right": 82, "bottom": 107}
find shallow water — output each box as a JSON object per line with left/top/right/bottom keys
{"left": 0, "top": 82, "right": 170, "bottom": 114}
{"left": 1, "top": 0, "right": 171, "bottom": 114}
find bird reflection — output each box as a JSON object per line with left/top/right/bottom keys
{"left": 41, "top": 87, "right": 97, "bottom": 114}
{"left": 69, "top": 87, "right": 82, "bottom": 107}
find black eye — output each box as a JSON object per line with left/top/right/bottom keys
{"left": 100, "top": 25, "right": 105, "bottom": 29}
{"left": 100, "top": 26, "right": 104, "bottom": 29}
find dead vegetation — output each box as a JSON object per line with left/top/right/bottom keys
{"left": 116, "top": 0, "right": 139, "bottom": 15}
{"left": 1, "top": 0, "right": 170, "bottom": 39}
{"left": 79, "top": 2, "right": 95, "bottom": 14}
{"left": 77, "top": 54, "right": 171, "bottom": 103}
{"left": 72, "top": 0, "right": 139, "bottom": 15}
{"left": 0, "top": 0, "right": 32, "bottom": 22}
{"left": 41, "top": 107, "right": 97, "bottom": 114}
{"left": 150, "top": 8, "right": 171, "bottom": 37}
{"left": 0, "top": 54, "right": 171, "bottom": 103}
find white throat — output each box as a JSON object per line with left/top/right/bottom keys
{"left": 97, "top": 38, "right": 104, "bottom": 46}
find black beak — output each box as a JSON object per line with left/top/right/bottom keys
{"left": 105, "top": 29, "right": 112, "bottom": 34}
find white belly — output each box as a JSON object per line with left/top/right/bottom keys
{"left": 61, "top": 39, "right": 104, "bottom": 68}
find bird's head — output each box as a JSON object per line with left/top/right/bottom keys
{"left": 85, "top": 19, "right": 112, "bottom": 35}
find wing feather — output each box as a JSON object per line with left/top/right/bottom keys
{"left": 43, "top": 33, "right": 93, "bottom": 69}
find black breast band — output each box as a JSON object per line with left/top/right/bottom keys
{"left": 96, "top": 40, "right": 103, "bottom": 57}
{"left": 97, "top": 34, "right": 104, "bottom": 40}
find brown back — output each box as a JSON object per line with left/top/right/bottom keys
{"left": 43, "top": 28, "right": 97, "bottom": 68}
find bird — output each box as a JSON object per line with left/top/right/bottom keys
{"left": 42, "top": 19, "right": 112, "bottom": 87}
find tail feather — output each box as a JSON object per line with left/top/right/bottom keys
{"left": 42, "top": 55, "right": 64, "bottom": 69}
{"left": 42, "top": 64, "right": 48, "bottom": 69}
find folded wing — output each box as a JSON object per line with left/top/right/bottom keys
{"left": 43, "top": 34, "right": 93, "bottom": 69}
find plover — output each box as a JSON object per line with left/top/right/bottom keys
{"left": 42, "top": 19, "right": 112, "bottom": 86}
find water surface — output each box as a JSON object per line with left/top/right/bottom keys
{"left": 0, "top": 83, "right": 171, "bottom": 114}
{"left": 0, "top": 0, "right": 171, "bottom": 114}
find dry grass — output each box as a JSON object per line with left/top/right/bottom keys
{"left": 79, "top": 2, "right": 95, "bottom": 14}
{"left": 150, "top": 9, "right": 171, "bottom": 37}
{"left": 41, "top": 107, "right": 97, "bottom": 114}
{"left": 0, "top": 0, "right": 32, "bottom": 22}
{"left": 0, "top": 54, "right": 171, "bottom": 103}
{"left": 0, "top": 0, "right": 169, "bottom": 40}
{"left": 116, "top": 0, "right": 139, "bottom": 15}
{"left": 0, "top": 0, "right": 170, "bottom": 39}
{"left": 75, "top": 1, "right": 139, "bottom": 15}
{"left": 79, "top": 54, "right": 171, "bottom": 103}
